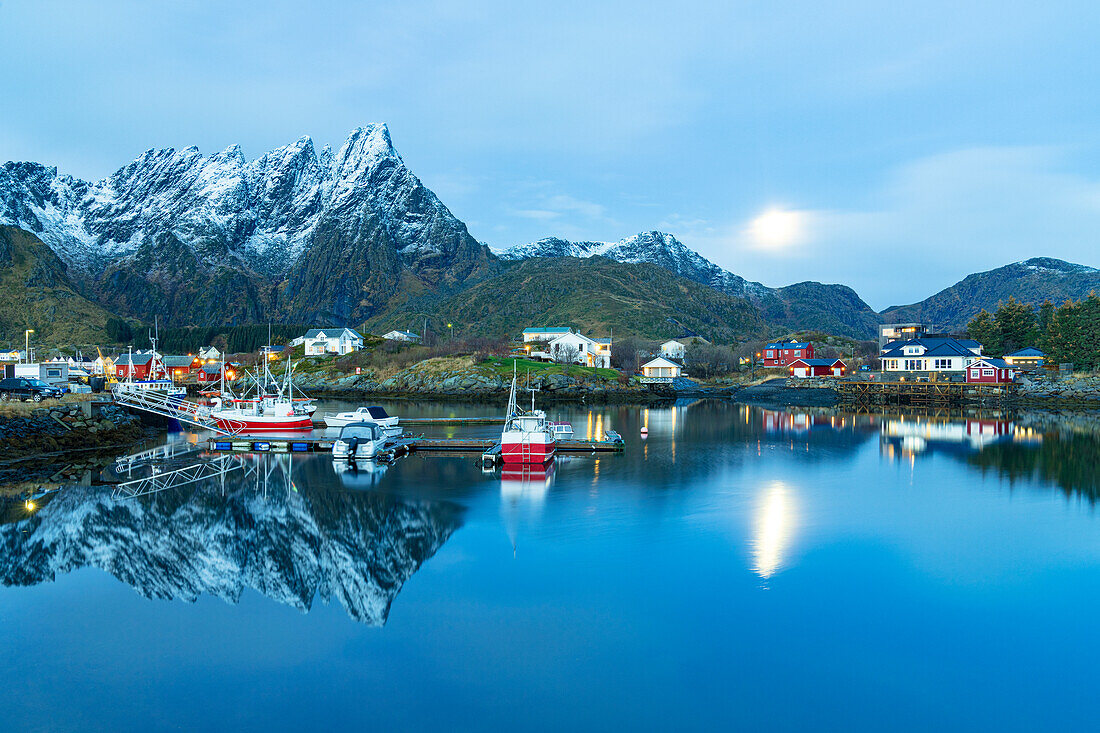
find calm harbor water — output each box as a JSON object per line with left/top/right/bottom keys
{"left": 2, "top": 399, "right": 1100, "bottom": 731}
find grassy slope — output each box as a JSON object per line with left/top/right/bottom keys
{"left": 0, "top": 226, "right": 118, "bottom": 346}
{"left": 365, "top": 256, "right": 767, "bottom": 342}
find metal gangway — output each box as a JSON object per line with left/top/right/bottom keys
{"left": 111, "top": 387, "right": 237, "bottom": 435}
{"left": 112, "top": 453, "right": 256, "bottom": 498}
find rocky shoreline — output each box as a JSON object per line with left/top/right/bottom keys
{"left": 0, "top": 401, "right": 150, "bottom": 463}
{"left": 293, "top": 364, "right": 687, "bottom": 404}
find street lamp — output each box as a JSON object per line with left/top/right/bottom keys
{"left": 24, "top": 329, "right": 34, "bottom": 364}
{"left": 447, "top": 322, "right": 454, "bottom": 340}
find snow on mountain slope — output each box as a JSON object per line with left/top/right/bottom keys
{"left": 501, "top": 230, "right": 773, "bottom": 299}
{"left": 502, "top": 230, "right": 884, "bottom": 338}
{"left": 0, "top": 124, "right": 473, "bottom": 279}
{"left": 0, "top": 475, "right": 462, "bottom": 625}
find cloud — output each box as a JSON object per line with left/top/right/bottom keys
{"left": 673, "top": 146, "right": 1100, "bottom": 309}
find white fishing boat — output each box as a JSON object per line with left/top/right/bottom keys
{"left": 323, "top": 405, "right": 402, "bottom": 436}
{"left": 331, "top": 422, "right": 388, "bottom": 459}
{"left": 500, "top": 364, "right": 555, "bottom": 464}
{"left": 112, "top": 321, "right": 187, "bottom": 402}
{"left": 209, "top": 349, "right": 315, "bottom": 433}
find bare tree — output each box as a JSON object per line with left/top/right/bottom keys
{"left": 553, "top": 343, "right": 581, "bottom": 365}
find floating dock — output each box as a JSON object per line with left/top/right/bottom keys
{"left": 311, "top": 415, "right": 504, "bottom": 429}
{"left": 208, "top": 435, "right": 624, "bottom": 457}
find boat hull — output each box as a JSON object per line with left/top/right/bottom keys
{"left": 500, "top": 441, "right": 556, "bottom": 464}
{"left": 214, "top": 415, "right": 313, "bottom": 432}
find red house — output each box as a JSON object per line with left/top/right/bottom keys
{"left": 762, "top": 341, "right": 814, "bottom": 367}
{"left": 114, "top": 353, "right": 154, "bottom": 380}
{"left": 788, "top": 358, "right": 846, "bottom": 378}
{"left": 966, "top": 357, "right": 1016, "bottom": 384}
{"left": 197, "top": 363, "right": 238, "bottom": 383}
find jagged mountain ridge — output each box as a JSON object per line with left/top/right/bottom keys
{"left": 502, "top": 231, "right": 883, "bottom": 338}
{"left": 0, "top": 125, "right": 492, "bottom": 326}
{"left": 0, "top": 473, "right": 462, "bottom": 625}
{"left": 881, "top": 257, "right": 1100, "bottom": 330}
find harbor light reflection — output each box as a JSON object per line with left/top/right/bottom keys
{"left": 751, "top": 481, "right": 798, "bottom": 582}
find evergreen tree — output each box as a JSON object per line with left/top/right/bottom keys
{"left": 966, "top": 309, "right": 999, "bottom": 355}
{"left": 992, "top": 297, "right": 1038, "bottom": 355}
{"left": 1037, "top": 300, "right": 1055, "bottom": 353}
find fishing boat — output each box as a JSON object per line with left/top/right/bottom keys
{"left": 323, "top": 405, "right": 402, "bottom": 436}
{"left": 209, "top": 350, "right": 314, "bottom": 433}
{"left": 500, "top": 364, "right": 555, "bottom": 464}
{"left": 112, "top": 321, "right": 187, "bottom": 402}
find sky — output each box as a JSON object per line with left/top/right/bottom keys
{"left": 3, "top": 1, "right": 1100, "bottom": 309}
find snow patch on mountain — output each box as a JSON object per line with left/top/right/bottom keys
{"left": 0, "top": 123, "right": 464, "bottom": 279}
{"left": 501, "top": 230, "right": 772, "bottom": 299}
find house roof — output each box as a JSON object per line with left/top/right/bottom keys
{"left": 384, "top": 330, "right": 420, "bottom": 339}
{"left": 662, "top": 340, "right": 684, "bottom": 347}
{"left": 790, "top": 358, "right": 845, "bottom": 367}
{"left": 523, "top": 327, "right": 572, "bottom": 334}
{"left": 881, "top": 337, "right": 980, "bottom": 359}
{"left": 1006, "top": 347, "right": 1044, "bottom": 357}
{"left": 200, "top": 363, "right": 225, "bottom": 374}
{"left": 550, "top": 332, "right": 595, "bottom": 345}
{"left": 115, "top": 353, "right": 155, "bottom": 365}
{"left": 972, "top": 357, "right": 1011, "bottom": 369}
{"left": 765, "top": 341, "right": 810, "bottom": 349}
{"left": 162, "top": 355, "right": 195, "bottom": 368}
{"left": 304, "top": 327, "right": 363, "bottom": 340}
{"left": 642, "top": 356, "right": 683, "bottom": 369}
{"left": 594, "top": 338, "right": 612, "bottom": 344}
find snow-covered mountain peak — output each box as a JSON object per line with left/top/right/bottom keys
{"left": 0, "top": 123, "right": 476, "bottom": 283}
{"left": 501, "top": 229, "right": 771, "bottom": 299}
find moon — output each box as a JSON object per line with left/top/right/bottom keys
{"left": 747, "top": 207, "right": 805, "bottom": 250}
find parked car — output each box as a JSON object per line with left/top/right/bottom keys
{"left": 0, "top": 377, "right": 64, "bottom": 402}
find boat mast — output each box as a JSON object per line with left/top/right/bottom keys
{"left": 506, "top": 360, "right": 518, "bottom": 419}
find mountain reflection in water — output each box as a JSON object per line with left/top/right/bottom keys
{"left": 0, "top": 453, "right": 463, "bottom": 625}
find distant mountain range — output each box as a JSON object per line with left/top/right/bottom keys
{"left": 2, "top": 124, "right": 1098, "bottom": 344}
{"left": 881, "top": 257, "right": 1100, "bottom": 330}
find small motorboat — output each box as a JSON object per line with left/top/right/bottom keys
{"left": 332, "top": 422, "right": 388, "bottom": 459}
{"left": 549, "top": 422, "right": 574, "bottom": 439}
{"left": 324, "top": 406, "right": 402, "bottom": 436}
{"left": 603, "top": 429, "right": 624, "bottom": 445}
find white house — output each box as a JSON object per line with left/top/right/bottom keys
{"left": 661, "top": 340, "right": 686, "bottom": 360}
{"left": 880, "top": 338, "right": 982, "bottom": 374}
{"left": 383, "top": 330, "right": 421, "bottom": 343}
{"left": 544, "top": 332, "right": 612, "bottom": 368}
{"left": 198, "top": 346, "right": 222, "bottom": 361}
{"left": 522, "top": 327, "right": 573, "bottom": 343}
{"left": 302, "top": 328, "right": 365, "bottom": 356}
{"left": 640, "top": 356, "right": 683, "bottom": 383}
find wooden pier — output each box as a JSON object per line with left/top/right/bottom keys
{"left": 837, "top": 381, "right": 1015, "bottom": 408}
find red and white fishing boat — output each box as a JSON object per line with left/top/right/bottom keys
{"left": 209, "top": 349, "right": 314, "bottom": 433}
{"left": 500, "top": 365, "right": 555, "bottom": 464}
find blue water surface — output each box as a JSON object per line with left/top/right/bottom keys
{"left": 1, "top": 401, "right": 1097, "bottom": 732}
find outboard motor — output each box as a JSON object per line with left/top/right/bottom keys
{"left": 346, "top": 437, "right": 360, "bottom": 457}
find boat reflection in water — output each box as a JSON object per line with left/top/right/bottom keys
{"left": 751, "top": 480, "right": 799, "bottom": 583}
{"left": 332, "top": 458, "right": 389, "bottom": 489}
{"left": 0, "top": 452, "right": 463, "bottom": 625}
